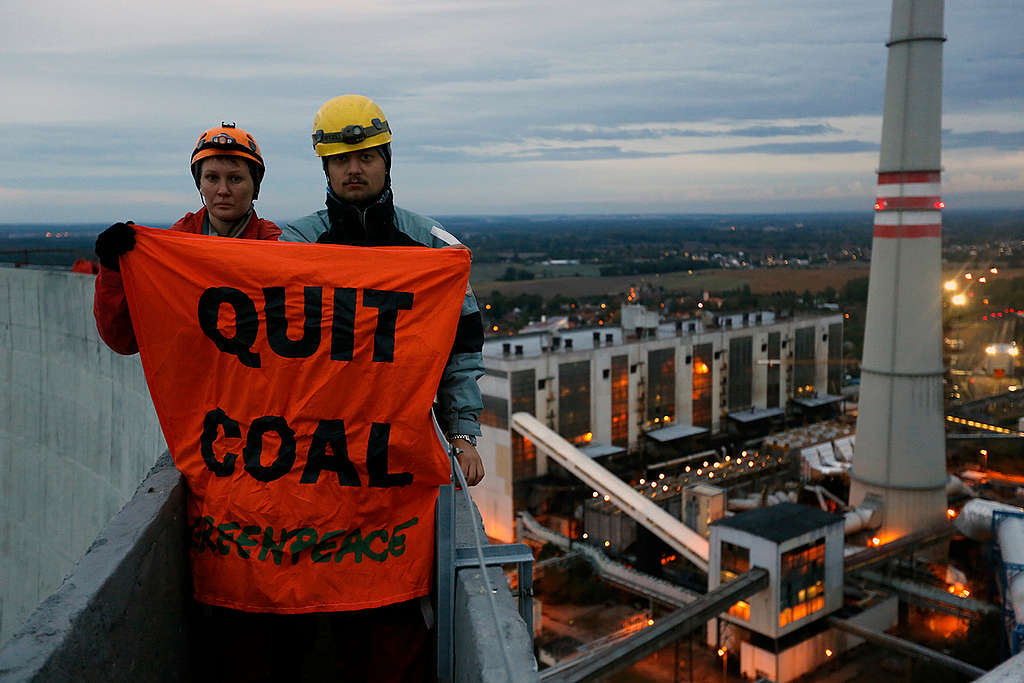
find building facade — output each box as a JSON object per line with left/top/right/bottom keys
{"left": 472, "top": 310, "right": 844, "bottom": 541}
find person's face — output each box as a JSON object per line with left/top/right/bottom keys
{"left": 326, "top": 148, "right": 387, "bottom": 203}
{"left": 199, "top": 157, "right": 254, "bottom": 225}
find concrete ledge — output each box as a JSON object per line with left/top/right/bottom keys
{"left": 0, "top": 458, "right": 538, "bottom": 682}
{"left": 0, "top": 452, "right": 189, "bottom": 682}
{"left": 454, "top": 492, "right": 539, "bottom": 682}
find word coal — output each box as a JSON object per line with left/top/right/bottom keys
{"left": 201, "top": 408, "right": 413, "bottom": 487}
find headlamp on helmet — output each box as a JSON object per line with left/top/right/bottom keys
{"left": 311, "top": 95, "right": 393, "bottom": 158}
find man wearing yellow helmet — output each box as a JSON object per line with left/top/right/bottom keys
{"left": 284, "top": 95, "right": 485, "bottom": 486}
{"left": 93, "top": 123, "right": 280, "bottom": 354}
{"left": 279, "top": 93, "right": 486, "bottom": 682}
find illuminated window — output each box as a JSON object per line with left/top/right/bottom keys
{"left": 558, "top": 361, "right": 591, "bottom": 442}
{"left": 692, "top": 343, "right": 713, "bottom": 428}
{"left": 610, "top": 355, "right": 629, "bottom": 447}
{"left": 728, "top": 336, "right": 753, "bottom": 411}
{"left": 728, "top": 601, "right": 750, "bottom": 621}
{"left": 720, "top": 541, "right": 750, "bottom": 584}
{"left": 510, "top": 370, "right": 536, "bottom": 485}
{"left": 794, "top": 327, "right": 815, "bottom": 396}
{"left": 778, "top": 538, "right": 826, "bottom": 628}
{"left": 647, "top": 348, "right": 675, "bottom": 424}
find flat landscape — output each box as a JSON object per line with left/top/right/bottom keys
{"left": 471, "top": 264, "right": 1024, "bottom": 300}
{"left": 471, "top": 264, "right": 872, "bottom": 299}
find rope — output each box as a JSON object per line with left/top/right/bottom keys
{"left": 450, "top": 445, "right": 517, "bottom": 682}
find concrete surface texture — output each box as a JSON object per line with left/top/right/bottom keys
{"left": 0, "top": 453, "right": 190, "bottom": 681}
{"left": 0, "top": 266, "right": 166, "bottom": 646}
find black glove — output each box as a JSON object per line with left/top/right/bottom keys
{"left": 95, "top": 221, "right": 136, "bottom": 271}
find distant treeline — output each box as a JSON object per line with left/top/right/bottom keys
{"left": 599, "top": 259, "right": 717, "bottom": 277}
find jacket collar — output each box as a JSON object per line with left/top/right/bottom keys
{"left": 321, "top": 186, "right": 396, "bottom": 246}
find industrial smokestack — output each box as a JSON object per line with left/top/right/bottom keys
{"left": 849, "top": 0, "right": 947, "bottom": 540}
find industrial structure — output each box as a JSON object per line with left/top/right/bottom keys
{"left": 472, "top": 307, "right": 844, "bottom": 540}
{"left": 6, "top": 0, "right": 1024, "bottom": 680}
{"left": 848, "top": 0, "right": 949, "bottom": 541}
{"left": 708, "top": 503, "right": 846, "bottom": 680}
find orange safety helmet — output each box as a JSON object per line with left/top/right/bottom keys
{"left": 190, "top": 122, "right": 266, "bottom": 198}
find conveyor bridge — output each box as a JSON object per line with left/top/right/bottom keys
{"left": 512, "top": 412, "right": 709, "bottom": 572}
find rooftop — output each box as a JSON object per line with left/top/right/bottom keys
{"left": 712, "top": 502, "right": 843, "bottom": 543}
{"left": 645, "top": 423, "right": 708, "bottom": 442}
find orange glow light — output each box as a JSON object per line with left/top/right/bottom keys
{"left": 871, "top": 537, "right": 881, "bottom": 547}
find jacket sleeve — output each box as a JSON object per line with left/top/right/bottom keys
{"left": 93, "top": 265, "right": 139, "bottom": 355}
{"left": 435, "top": 284, "right": 485, "bottom": 437}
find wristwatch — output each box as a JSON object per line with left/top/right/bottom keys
{"left": 447, "top": 433, "right": 478, "bottom": 447}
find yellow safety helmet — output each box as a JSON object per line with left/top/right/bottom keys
{"left": 311, "top": 95, "right": 392, "bottom": 157}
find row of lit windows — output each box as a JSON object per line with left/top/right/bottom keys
{"left": 782, "top": 540, "right": 825, "bottom": 570}
{"left": 779, "top": 595, "right": 825, "bottom": 628}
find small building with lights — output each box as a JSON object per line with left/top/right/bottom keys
{"left": 708, "top": 502, "right": 845, "bottom": 682}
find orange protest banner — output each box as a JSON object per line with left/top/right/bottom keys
{"left": 120, "top": 226, "right": 469, "bottom": 613}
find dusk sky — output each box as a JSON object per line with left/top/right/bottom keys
{"left": 1, "top": 1, "right": 1022, "bottom": 224}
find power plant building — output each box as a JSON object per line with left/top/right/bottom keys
{"left": 471, "top": 308, "right": 845, "bottom": 541}
{"left": 709, "top": 503, "right": 847, "bottom": 681}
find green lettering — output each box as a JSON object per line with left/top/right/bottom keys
{"left": 334, "top": 528, "right": 364, "bottom": 564}
{"left": 188, "top": 517, "right": 204, "bottom": 551}
{"left": 364, "top": 528, "right": 389, "bottom": 562}
{"left": 216, "top": 522, "right": 240, "bottom": 556}
{"left": 200, "top": 515, "right": 218, "bottom": 554}
{"left": 388, "top": 517, "right": 419, "bottom": 558}
{"left": 289, "top": 528, "right": 318, "bottom": 565}
{"left": 259, "top": 527, "right": 290, "bottom": 565}
{"left": 312, "top": 530, "right": 343, "bottom": 563}
{"left": 236, "top": 525, "right": 260, "bottom": 559}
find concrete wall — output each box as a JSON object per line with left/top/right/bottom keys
{"left": 0, "top": 454, "right": 538, "bottom": 682}
{"left": 0, "top": 453, "right": 191, "bottom": 681}
{"left": 0, "top": 266, "right": 166, "bottom": 645}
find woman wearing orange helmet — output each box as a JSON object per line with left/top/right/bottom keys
{"left": 93, "top": 122, "right": 280, "bottom": 354}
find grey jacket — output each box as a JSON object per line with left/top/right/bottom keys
{"left": 282, "top": 206, "right": 484, "bottom": 437}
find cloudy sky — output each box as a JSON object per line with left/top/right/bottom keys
{"left": 1, "top": 0, "right": 1021, "bottom": 224}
